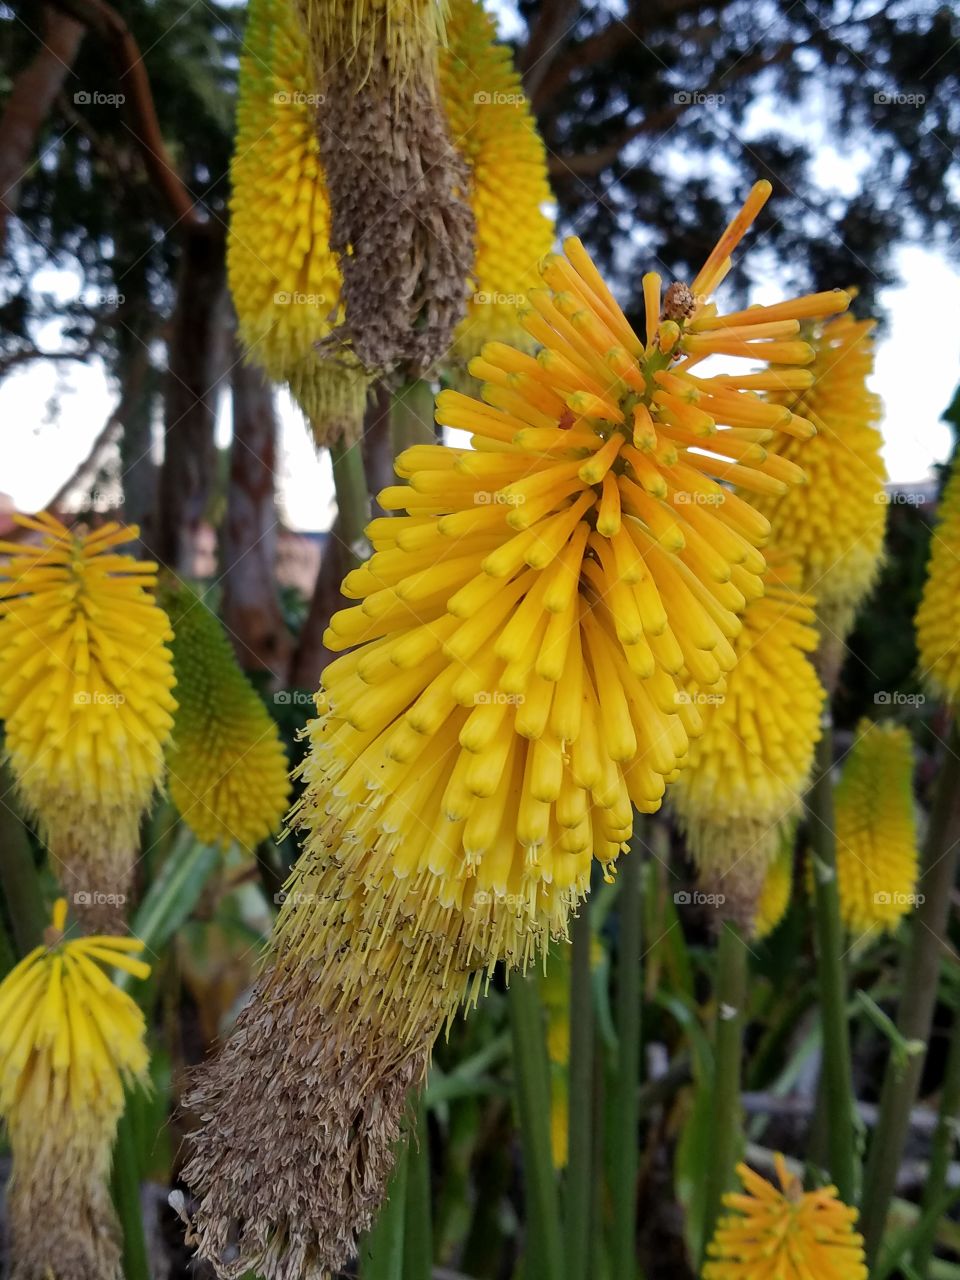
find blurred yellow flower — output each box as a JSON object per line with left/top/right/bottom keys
{"left": 915, "top": 452, "right": 960, "bottom": 704}
{"left": 752, "top": 313, "right": 887, "bottom": 642}
{"left": 670, "top": 557, "right": 824, "bottom": 925}
{"left": 0, "top": 898, "right": 150, "bottom": 1279}
{"left": 164, "top": 584, "right": 290, "bottom": 851}
{"left": 834, "top": 719, "right": 918, "bottom": 937}
{"left": 754, "top": 840, "right": 794, "bottom": 941}
{"left": 704, "top": 1155, "right": 867, "bottom": 1280}
{"left": 0, "top": 513, "right": 176, "bottom": 923}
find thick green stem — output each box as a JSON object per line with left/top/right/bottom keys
{"left": 390, "top": 379, "right": 436, "bottom": 455}
{"left": 701, "top": 921, "right": 749, "bottom": 1261}
{"left": 112, "top": 1104, "right": 151, "bottom": 1280}
{"left": 0, "top": 758, "right": 46, "bottom": 953}
{"left": 612, "top": 848, "right": 642, "bottom": 1280}
{"left": 329, "top": 431, "right": 371, "bottom": 571}
{"left": 807, "top": 720, "right": 858, "bottom": 1203}
{"left": 509, "top": 972, "right": 565, "bottom": 1280}
{"left": 404, "top": 1093, "right": 433, "bottom": 1280}
{"left": 565, "top": 900, "right": 594, "bottom": 1277}
{"left": 913, "top": 1004, "right": 960, "bottom": 1275}
{"left": 862, "top": 723, "right": 960, "bottom": 1264}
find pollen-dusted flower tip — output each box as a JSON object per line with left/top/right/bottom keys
{"left": 183, "top": 184, "right": 852, "bottom": 1280}
{"left": 0, "top": 513, "right": 176, "bottom": 928}
{"left": 670, "top": 557, "right": 824, "bottom": 927}
{"left": 751, "top": 312, "right": 887, "bottom": 648}
{"left": 833, "top": 718, "right": 919, "bottom": 937}
{"left": 295, "top": 0, "right": 475, "bottom": 375}
{"left": 915, "top": 452, "right": 960, "bottom": 704}
{"left": 754, "top": 839, "right": 794, "bottom": 941}
{"left": 0, "top": 898, "right": 151, "bottom": 1280}
{"left": 703, "top": 1155, "right": 868, "bottom": 1280}
{"left": 163, "top": 584, "right": 290, "bottom": 851}
{"left": 439, "top": 0, "right": 554, "bottom": 363}
{"left": 228, "top": 0, "right": 370, "bottom": 445}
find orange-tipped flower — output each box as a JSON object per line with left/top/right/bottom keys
{"left": 183, "top": 185, "right": 850, "bottom": 1280}
{"left": 703, "top": 1155, "right": 867, "bottom": 1280}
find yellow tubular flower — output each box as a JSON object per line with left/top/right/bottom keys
{"left": 751, "top": 313, "right": 887, "bottom": 645}
{"left": 754, "top": 839, "right": 794, "bottom": 941}
{"left": 440, "top": 0, "right": 555, "bottom": 362}
{"left": 228, "top": 0, "right": 370, "bottom": 445}
{"left": 0, "top": 513, "right": 176, "bottom": 928}
{"left": 703, "top": 1155, "right": 867, "bottom": 1280}
{"left": 163, "top": 585, "right": 291, "bottom": 851}
{"left": 834, "top": 719, "right": 919, "bottom": 938}
{"left": 0, "top": 899, "right": 151, "bottom": 1280}
{"left": 670, "top": 557, "right": 824, "bottom": 926}
{"left": 183, "top": 184, "right": 852, "bottom": 1280}
{"left": 915, "top": 452, "right": 960, "bottom": 703}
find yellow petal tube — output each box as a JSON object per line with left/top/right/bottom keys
{"left": 703, "top": 1155, "right": 868, "bottom": 1280}
{"left": 183, "top": 184, "right": 850, "bottom": 1279}
{"left": 915, "top": 452, "right": 960, "bottom": 704}
{"left": 0, "top": 900, "right": 151, "bottom": 1280}
{"left": 750, "top": 313, "right": 888, "bottom": 643}
{"left": 0, "top": 513, "right": 176, "bottom": 926}
{"left": 834, "top": 718, "right": 919, "bottom": 938}
{"left": 163, "top": 584, "right": 291, "bottom": 851}
{"left": 669, "top": 557, "right": 825, "bottom": 927}
{"left": 440, "top": 0, "right": 555, "bottom": 362}
{"left": 228, "top": 0, "right": 370, "bottom": 444}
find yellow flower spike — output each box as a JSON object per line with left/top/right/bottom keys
{"left": 182, "top": 186, "right": 850, "bottom": 1280}
{"left": 440, "top": 0, "right": 555, "bottom": 364}
{"left": 915, "top": 452, "right": 960, "bottom": 704}
{"left": 834, "top": 719, "right": 919, "bottom": 938}
{"left": 0, "top": 513, "right": 176, "bottom": 928}
{"left": 0, "top": 899, "right": 150, "bottom": 1280}
{"left": 750, "top": 312, "right": 887, "bottom": 646}
{"left": 228, "top": 0, "right": 371, "bottom": 445}
{"left": 670, "top": 556, "right": 825, "bottom": 928}
{"left": 703, "top": 1156, "right": 868, "bottom": 1280}
{"left": 162, "top": 583, "right": 291, "bottom": 852}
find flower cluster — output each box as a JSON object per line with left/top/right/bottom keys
{"left": 915, "top": 451, "right": 960, "bottom": 704}
{"left": 0, "top": 514, "right": 176, "bottom": 925}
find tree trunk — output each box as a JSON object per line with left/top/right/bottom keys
{"left": 220, "top": 349, "right": 292, "bottom": 678}
{"left": 287, "top": 533, "right": 345, "bottom": 693}
{"left": 0, "top": 6, "right": 84, "bottom": 250}
{"left": 155, "top": 227, "right": 226, "bottom": 572}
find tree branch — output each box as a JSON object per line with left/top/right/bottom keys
{"left": 0, "top": 4, "right": 85, "bottom": 252}
{"left": 547, "top": 40, "right": 798, "bottom": 178}
{"left": 42, "top": 0, "right": 203, "bottom": 229}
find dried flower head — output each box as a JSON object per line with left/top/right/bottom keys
{"left": 670, "top": 556, "right": 824, "bottom": 927}
{"left": 703, "top": 1155, "right": 868, "bottom": 1280}
{"left": 295, "top": 0, "right": 475, "bottom": 375}
{"left": 228, "top": 0, "right": 370, "bottom": 444}
{"left": 915, "top": 452, "right": 960, "bottom": 704}
{"left": 163, "top": 584, "right": 290, "bottom": 851}
{"left": 0, "top": 513, "right": 176, "bottom": 928}
{"left": 440, "top": 0, "right": 554, "bottom": 363}
{"left": 183, "top": 183, "right": 851, "bottom": 1280}
{"left": 752, "top": 313, "right": 887, "bottom": 646}
{"left": 0, "top": 899, "right": 150, "bottom": 1279}
{"left": 834, "top": 718, "right": 919, "bottom": 938}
